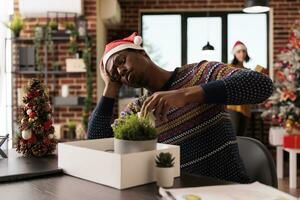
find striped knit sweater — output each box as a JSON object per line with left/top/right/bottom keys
{"left": 88, "top": 60, "right": 274, "bottom": 183}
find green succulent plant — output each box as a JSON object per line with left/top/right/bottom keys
{"left": 112, "top": 113, "right": 157, "bottom": 141}
{"left": 67, "top": 120, "right": 77, "bottom": 131}
{"left": 155, "top": 152, "right": 175, "bottom": 168}
{"left": 48, "top": 19, "right": 58, "bottom": 31}
{"left": 4, "top": 14, "right": 24, "bottom": 37}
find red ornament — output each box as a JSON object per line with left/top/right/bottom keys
{"left": 43, "top": 137, "right": 50, "bottom": 145}
{"left": 28, "top": 133, "right": 37, "bottom": 144}
{"left": 27, "top": 92, "right": 35, "bottom": 98}
{"left": 34, "top": 91, "right": 40, "bottom": 97}
{"left": 43, "top": 120, "right": 53, "bottom": 130}
{"left": 29, "top": 112, "right": 36, "bottom": 118}
{"left": 20, "top": 138, "right": 27, "bottom": 145}
{"left": 26, "top": 103, "right": 33, "bottom": 108}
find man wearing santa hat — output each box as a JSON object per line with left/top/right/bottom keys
{"left": 88, "top": 32, "right": 273, "bottom": 183}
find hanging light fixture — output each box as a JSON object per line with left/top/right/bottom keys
{"left": 202, "top": 42, "right": 214, "bottom": 51}
{"left": 243, "top": 0, "right": 270, "bottom": 13}
{"left": 202, "top": 0, "right": 214, "bottom": 52}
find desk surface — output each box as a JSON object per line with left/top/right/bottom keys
{"left": 0, "top": 150, "right": 231, "bottom": 200}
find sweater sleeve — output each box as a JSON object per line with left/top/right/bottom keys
{"left": 199, "top": 61, "right": 274, "bottom": 105}
{"left": 87, "top": 95, "right": 147, "bottom": 139}
{"left": 87, "top": 96, "right": 115, "bottom": 139}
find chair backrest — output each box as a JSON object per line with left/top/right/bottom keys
{"left": 237, "top": 136, "right": 278, "bottom": 188}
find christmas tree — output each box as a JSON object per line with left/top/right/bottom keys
{"left": 16, "top": 79, "right": 57, "bottom": 157}
{"left": 262, "top": 20, "right": 300, "bottom": 133}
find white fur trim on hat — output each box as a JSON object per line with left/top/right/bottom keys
{"left": 232, "top": 44, "right": 247, "bottom": 55}
{"left": 102, "top": 43, "right": 144, "bottom": 68}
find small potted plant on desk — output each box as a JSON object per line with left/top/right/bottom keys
{"left": 112, "top": 113, "right": 157, "bottom": 154}
{"left": 155, "top": 152, "right": 175, "bottom": 188}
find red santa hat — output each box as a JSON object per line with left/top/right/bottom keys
{"left": 102, "top": 32, "right": 143, "bottom": 68}
{"left": 232, "top": 41, "right": 247, "bottom": 54}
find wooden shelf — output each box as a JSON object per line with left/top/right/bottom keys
{"left": 8, "top": 36, "right": 86, "bottom": 43}
{"left": 13, "top": 70, "right": 86, "bottom": 75}
{"left": 53, "top": 96, "right": 85, "bottom": 107}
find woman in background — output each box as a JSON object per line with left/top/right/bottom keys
{"left": 227, "top": 41, "right": 251, "bottom": 136}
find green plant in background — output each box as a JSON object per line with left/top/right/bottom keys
{"left": 82, "top": 36, "right": 93, "bottom": 132}
{"left": 112, "top": 114, "right": 157, "bottom": 141}
{"left": 67, "top": 121, "right": 77, "bottom": 130}
{"left": 68, "top": 36, "right": 78, "bottom": 55}
{"left": 4, "top": 14, "right": 24, "bottom": 37}
{"left": 48, "top": 19, "right": 58, "bottom": 32}
{"left": 65, "top": 22, "right": 77, "bottom": 35}
{"left": 52, "top": 61, "right": 61, "bottom": 71}
{"left": 44, "top": 24, "right": 57, "bottom": 71}
{"left": 67, "top": 120, "right": 77, "bottom": 139}
{"left": 65, "top": 22, "right": 79, "bottom": 55}
{"left": 33, "top": 22, "right": 43, "bottom": 71}
{"left": 155, "top": 152, "right": 175, "bottom": 168}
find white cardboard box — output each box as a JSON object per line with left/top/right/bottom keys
{"left": 58, "top": 138, "right": 180, "bottom": 189}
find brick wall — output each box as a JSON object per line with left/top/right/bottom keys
{"left": 13, "top": 0, "right": 97, "bottom": 139}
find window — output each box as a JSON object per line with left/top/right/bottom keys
{"left": 228, "top": 13, "right": 268, "bottom": 70}
{"left": 142, "top": 15, "right": 181, "bottom": 71}
{"left": 187, "top": 17, "right": 222, "bottom": 63}
{"left": 141, "top": 11, "right": 269, "bottom": 70}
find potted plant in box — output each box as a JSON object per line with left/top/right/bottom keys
{"left": 155, "top": 152, "right": 175, "bottom": 188}
{"left": 112, "top": 113, "right": 157, "bottom": 154}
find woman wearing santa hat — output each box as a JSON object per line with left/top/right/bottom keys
{"left": 227, "top": 41, "right": 251, "bottom": 136}
{"left": 87, "top": 33, "right": 273, "bottom": 183}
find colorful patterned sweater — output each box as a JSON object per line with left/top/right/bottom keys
{"left": 87, "top": 60, "right": 274, "bottom": 183}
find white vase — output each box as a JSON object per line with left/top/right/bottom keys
{"left": 156, "top": 167, "right": 174, "bottom": 188}
{"left": 114, "top": 138, "right": 157, "bottom": 154}
{"left": 61, "top": 85, "right": 69, "bottom": 97}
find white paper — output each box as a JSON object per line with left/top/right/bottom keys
{"left": 159, "top": 182, "right": 298, "bottom": 200}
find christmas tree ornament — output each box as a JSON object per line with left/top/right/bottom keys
{"left": 26, "top": 103, "right": 33, "bottom": 108}
{"left": 22, "top": 129, "right": 32, "bottom": 140}
{"left": 29, "top": 111, "right": 36, "bottom": 118}
{"left": 44, "top": 119, "right": 53, "bottom": 131}
{"left": 21, "top": 118, "right": 26, "bottom": 124}
{"left": 26, "top": 109, "right": 32, "bottom": 115}
{"left": 48, "top": 134, "right": 54, "bottom": 139}
{"left": 43, "top": 137, "right": 50, "bottom": 145}
{"left": 16, "top": 79, "right": 57, "bottom": 157}
{"left": 28, "top": 133, "right": 37, "bottom": 144}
